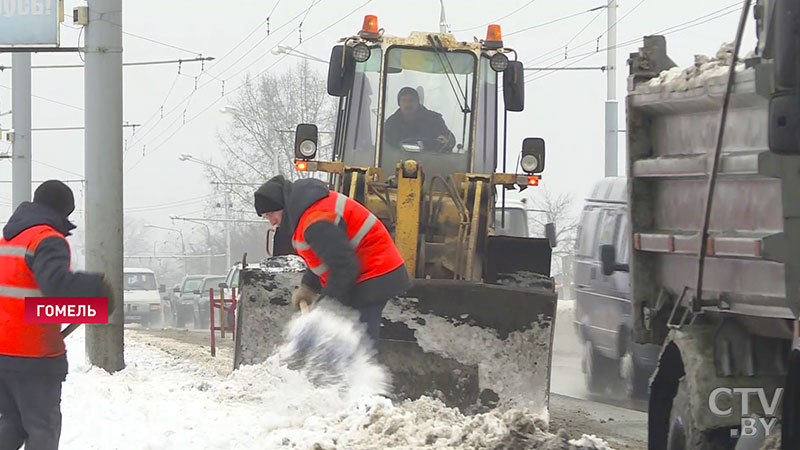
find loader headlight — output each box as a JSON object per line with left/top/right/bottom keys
{"left": 298, "top": 139, "right": 317, "bottom": 158}
{"left": 521, "top": 154, "right": 540, "bottom": 173}
{"left": 520, "top": 137, "right": 546, "bottom": 174}
{"left": 490, "top": 52, "right": 509, "bottom": 72}
{"left": 352, "top": 43, "right": 371, "bottom": 63}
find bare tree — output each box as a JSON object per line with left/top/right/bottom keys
{"left": 527, "top": 187, "right": 579, "bottom": 285}
{"left": 215, "top": 60, "right": 336, "bottom": 212}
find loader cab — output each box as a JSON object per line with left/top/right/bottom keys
{"left": 305, "top": 18, "right": 536, "bottom": 192}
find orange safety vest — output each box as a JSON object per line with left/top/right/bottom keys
{"left": 0, "top": 224, "right": 67, "bottom": 358}
{"left": 291, "top": 191, "right": 404, "bottom": 287}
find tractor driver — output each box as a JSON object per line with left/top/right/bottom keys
{"left": 383, "top": 86, "right": 456, "bottom": 153}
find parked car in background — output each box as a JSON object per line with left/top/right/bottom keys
{"left": 171, "top": 275, "right": 206, "bottom": 328}
{"left": 573, "top": 177, "right": 660, "bottom": 398}
{"left": 192, "top": 275, "right": 227, "bottom": 329}
{"left": 123, "top": 268, "right": 165, "bottom": 328}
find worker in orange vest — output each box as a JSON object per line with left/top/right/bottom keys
{"left": 0, "top": 180, "right": 113, "bottom": 450}
{"left": 254, "top": 175, "right": 410, "bottom": 344}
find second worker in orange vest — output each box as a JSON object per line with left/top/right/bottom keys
{"left": 254, "top": 175, "right": 410, "bottom": 343}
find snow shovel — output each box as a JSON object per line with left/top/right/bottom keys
{"left": 279, "top": 297, "right": 367, "bottom": 386}
{"left": 61, "top": 323, "right": 81, "bottom": 338}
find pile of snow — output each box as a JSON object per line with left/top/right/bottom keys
{"left": 259, "top": 254, "right": 307, "bottom": 273}
{"left": 645, "top": 42, "right": 747, "bottom": 92}
{"left": 59, "top": 327, "right": 613, "bottom": 449}
{"left": 383, "top": 299, "right": 553, "bottom": 419}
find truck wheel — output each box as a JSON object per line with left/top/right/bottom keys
{"left": 583, "top": 341, "right": 615, "bottom": 394}
{"left": 667, "top": 378, "right": 731, "bottom": 450}
{"left": 619, "top": 337, "right": 649, "bottom": 398}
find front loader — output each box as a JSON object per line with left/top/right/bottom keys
{"left": 235, "top": 16, "right": 558, "bottom": 417}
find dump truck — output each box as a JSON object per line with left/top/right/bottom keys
{"left": 604, "top": 1, "right": 800, "bottom": 447}
{"left": 234, "top": 15, "right": 558, "bottom": 416}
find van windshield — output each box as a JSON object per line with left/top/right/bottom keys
{"left": 124, "top": 273, "right": 157, "bottom": 291}
{"left": 202, "top": 277, "right": 226, "bottom": 293}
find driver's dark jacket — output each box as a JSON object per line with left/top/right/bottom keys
{"left": 383, "top": 106, "right": 456, "bottom": 152}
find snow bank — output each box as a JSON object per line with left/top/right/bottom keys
{"left": 644, "top": 42, "right": 749, "bottom": 92}
{"left": 59, "top": 327, "right": 612, "bottom": 449}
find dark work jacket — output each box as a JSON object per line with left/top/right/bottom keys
{"left": 383, "top": 106, "right": 456, "bottom": 152}
{"left": 0, "top": 202, "right": 105, "bottom": 376}
{"left": 281, "top": 178, "right": 410, "bottom": 308}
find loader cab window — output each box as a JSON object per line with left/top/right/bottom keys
{"left": 380, "top": 46, "right": 476, "bottom": 186}
{"left": 341, "top": 47, "right": 382, "bottom": 167}
{"left": 474, "top": 55, "right": 498, "bottom": 174}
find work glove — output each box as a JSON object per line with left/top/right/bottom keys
{"left": 100, "top": 276, "right": 117, "bottom": 317}
{"left": 291, "top": 284, "right": 319, "bottom": 311}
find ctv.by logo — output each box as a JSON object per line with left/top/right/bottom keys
{"left": 708, "top": 388, "right": 783, "bottom": 438}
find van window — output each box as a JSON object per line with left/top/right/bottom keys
{"left": 124, "top": 273, "right": 156, "bottom": 291}
{"left": 576, "top": 208, "right": 602, "bottom": 258}
{"left": 202, "top": 277, "right": 226, "bottom": 294}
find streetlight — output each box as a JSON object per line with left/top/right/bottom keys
{"left": 170, "top": 215, "right": 213, "bottom": 273}
{"left": 270, "top": 44, "right": 327, "bottom": 64}
{"left": 144, "top": 224, "right": 187, "bottom": 275}
{"left": 178, "top": 153, "right": 232, "bottom": 270}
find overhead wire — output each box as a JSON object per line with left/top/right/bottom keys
{"left": 525, "top": 3, "right": 743, "bottom": 83}
{"left": 506, "top": 5, "right": 607, "bottom": 37}
{"left": 125, "top": 0, "right": 374, "bottom": 173}
{"left": 452, "top": 0, "right": 540, "bottom": 33}
{"left": 597, "top": 0, "right": 649, "bottom": 39}
{"left": 124, "top": 0, "right": 326, "bottom": 157}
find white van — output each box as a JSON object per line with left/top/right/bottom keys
{"left": 123, "top": 267, "right": 164, "bottom": 327}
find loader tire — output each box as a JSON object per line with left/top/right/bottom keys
{"left": 495, "top": 270, "right": 554, "bottom": 291}
{"left": 667, "top": 378, "right": 732, "bottom": 450}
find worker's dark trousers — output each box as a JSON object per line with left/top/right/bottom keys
{"left": 356, "top": 299, "right": 388, "bottom": 348}
{"left": 0, "top": 371, "right": 62, "bottom": 450}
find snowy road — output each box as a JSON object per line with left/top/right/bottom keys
{"left": 57, "top": 325, "right": 615, "bottom": 449}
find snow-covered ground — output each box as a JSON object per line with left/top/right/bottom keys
{"left": 58, "top": 325, "right": 614, "bottom": 449}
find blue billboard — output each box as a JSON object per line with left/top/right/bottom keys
{"left": 0, "top": 0, "right": 61, "bottom": 47}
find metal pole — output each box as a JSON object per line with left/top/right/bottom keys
{"left": 11, "top": 53, "right": 31, "bottom": 209}
{"left": 224, "top": 190, "right": 231, "bottom": 269}
{"left": 605, "top": 0, "right": 619, "bottom": 177}
{"left": 85, "top": 0, "right": 124, "bottom": 372}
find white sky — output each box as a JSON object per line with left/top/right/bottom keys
{"left": 0, "top": 0, "right": 758, "bottom": 251}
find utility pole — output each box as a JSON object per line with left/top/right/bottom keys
{"left": 11, "top": 53, "right": 31, "bottom": 209}
{"left": 85, "top": 0, "right": 124, "bottom": 372}
{"left": 224, "top": 190, "right": 231, "bottom": 269}
{"left": 605, "top": 0, "right": 619, "bottom": 177}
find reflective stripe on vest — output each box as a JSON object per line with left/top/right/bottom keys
{"left": 0, "top": 245, "right": 33, "bottom": 258}
{"left": 0, "top": 224, "right": 67, "bottom": 358}
{"left": 0, "top": 285, "right": 43, "bottom": 299}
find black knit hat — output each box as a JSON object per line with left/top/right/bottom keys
{"left": 254, "top": 175, "right": 286, "bottom": 215}
{"left": 33, "top": 180, "right": 75, "bottom": 218}
{"left": 397, "top": 86, "right": 419, "bottom": 105}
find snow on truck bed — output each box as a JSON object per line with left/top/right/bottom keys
{"left": 58, "top": 330, "right": 612, "bottom": 450}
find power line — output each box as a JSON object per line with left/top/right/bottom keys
{"left": 525, "top": 1, "right": 740, "bottom": 67}
{"left": 452, "top": 0, "right": 540, "bottom": 33}
{"left": 525, "top": 4, "right": 742, "bottom": 84}
{"left": 506, "top": 5, "right": 607, "bottom": 37}
{"left": 124, "top": 0, "right": 328, "bottom": 157}
{"left": 126, "top": 0, "right": 373, "bottom": 173}
{"left": 597, "top": 0, "right": 648, "bottom": 39}
{"left": 0, "top": 84, "right": 83, "bottom": 111}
